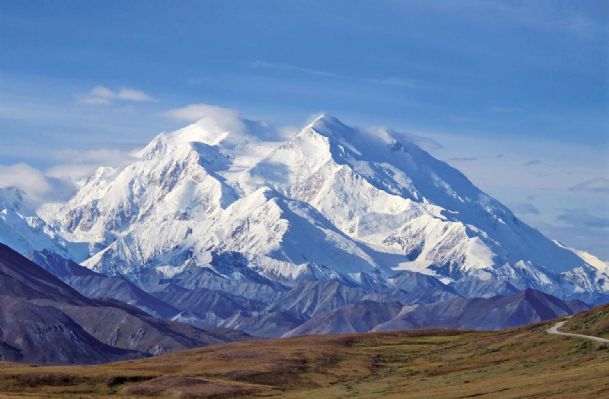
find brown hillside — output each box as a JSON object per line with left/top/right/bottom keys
{"left": 0, "top": 319, "right": 609, "bottom": 398}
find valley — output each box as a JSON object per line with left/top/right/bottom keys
{"left": 1, "top": 313, "right": 609, "bottom": 398}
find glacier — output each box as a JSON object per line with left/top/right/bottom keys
{"left": 3, "top": 110, "right": 608, "bottom": 307}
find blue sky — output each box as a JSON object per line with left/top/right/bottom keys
{"left": 1, "top": 0, "right": 608, "bottom": 258}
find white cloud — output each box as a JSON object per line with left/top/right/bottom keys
{"left": 164, "top": 103, "right": 241, "bottom": 124}
{"left": 0, "top": 164, "right": 52, "bottom": 197}
{"left": 48, "top": 147, "right": 136, "bottom": 182}
{"left": 46, "top": 164, "right": 100, "bottom": 182}
{"left": 0, "top": 163, "right": 74, "bottom": 208}
{"left": 164, "top": 104, "right": 294, "bottom": 144}
{"left": 54, "top": 148, "right": 133, "bottom": 165}
{"left": 80, "top": 85, "right": 154, "bottom": 105}
{"left": 116, "top": 88, "right": 154, "bottom": 102}
{"left": 80, "top": 86, "right": 116, "bottom": 105}
{"left": 0, "top": 145, "right": 138, "bottom": 209}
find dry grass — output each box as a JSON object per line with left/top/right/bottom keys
{"left": 1, "top": 322, "right": 609, "bottom": 398}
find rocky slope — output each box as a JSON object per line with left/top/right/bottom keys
{"left": 283, "top": 300, "right": 404, "bottom": 336}
{"left": 281, "top": 289, "right": 588, "bottom": 337}
{"left": 0, "top": 243, "right": 247, "bottom": 364}
{"left": 374, "top": 288, "right": 589, "bottom": 331}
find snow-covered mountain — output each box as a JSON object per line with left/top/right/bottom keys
{"left": 0, "top": 187, "right": 86, "bottom": 261}
{"left": 30, "top": 112, "right": 608, "bottom": 304}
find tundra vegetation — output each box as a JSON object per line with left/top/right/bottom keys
{"left": 1, "top": 316, "right": 609, "bottom": 398}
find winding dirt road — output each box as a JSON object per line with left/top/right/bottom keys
{"left": 547, "top": 319, "right": 609, "bottom": 344}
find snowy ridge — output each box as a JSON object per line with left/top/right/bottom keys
{"left": 11, "top": 111, "right": 608, "bottom": 302}
{"left": 0, "top": 187, "right": 87, "bottom": 260}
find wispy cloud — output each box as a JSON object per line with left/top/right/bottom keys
{"left": 557, "top": 208, "right": 609, "bottom": 229}
{"left": 434, "top": 1, "right": 606, "bottom": 37}
{"left": 569, "top": 178, "right": 609, "bottom": 193}
{"left": 48, "top": 147, "right": 137, "bottom": 182}
{"left": 562, "top": 14, "right": 599, "bottom": 36}
{"left": 251, "top": 61, "right": 342, "bottom": 78}
{"left": 251, "top": 60, "right": 420, "bottom": 88}
{"left": 377, "top": 128, "right": 444, "bottom": 151}
{"left": 0, "top": 144, "right": 141, "bottom": 207}
{"left": 524, "top": 160, "right": 542, "bottom": 166}
{"left": 80, "top": 85, "right": 155, "bottom": 105}
{"left": 365, "top": 77, "right": 420, "bottom": 88}
{"left": 164, "top": 103, "right": 241, "bottom": 123}
{"left": 0, "top": 163, "right": 74, "bottom": 208}
{"left": 509, "top": 202, "right": 540, "bottom": 215}
{"left": 449, "top": 156, "right": 478, "bottom": 162}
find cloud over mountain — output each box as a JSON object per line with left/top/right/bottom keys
{"left": 0, "top": 163, "right": 74, "bottom": 208}
{"left": 509, "top": 202, "right": 540, "bottom": 215}
{"left": 557, "top": 208, "right": 609, "bottom": 229}
{"left": 164, "top": 103, "right": 241, "bottom": 124}
{"left": 570, "top": 178, "right": 609, "bottom": 193}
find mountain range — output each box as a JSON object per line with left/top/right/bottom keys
{"left": 0, "top": 112, "right": 607, "bottom": 349}
{"left": 0, "top": 243, "right": 247, "bottom": 364}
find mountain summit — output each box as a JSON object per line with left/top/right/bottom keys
{"left": 27, "top": 112, "right": 607, "bottom": 304}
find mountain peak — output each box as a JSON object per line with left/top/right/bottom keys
{"left": 33, "top": 112, "right": 608, "bottom": 303}
{"left": 307, "top": 113, "right": 351, "bottom": 138}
